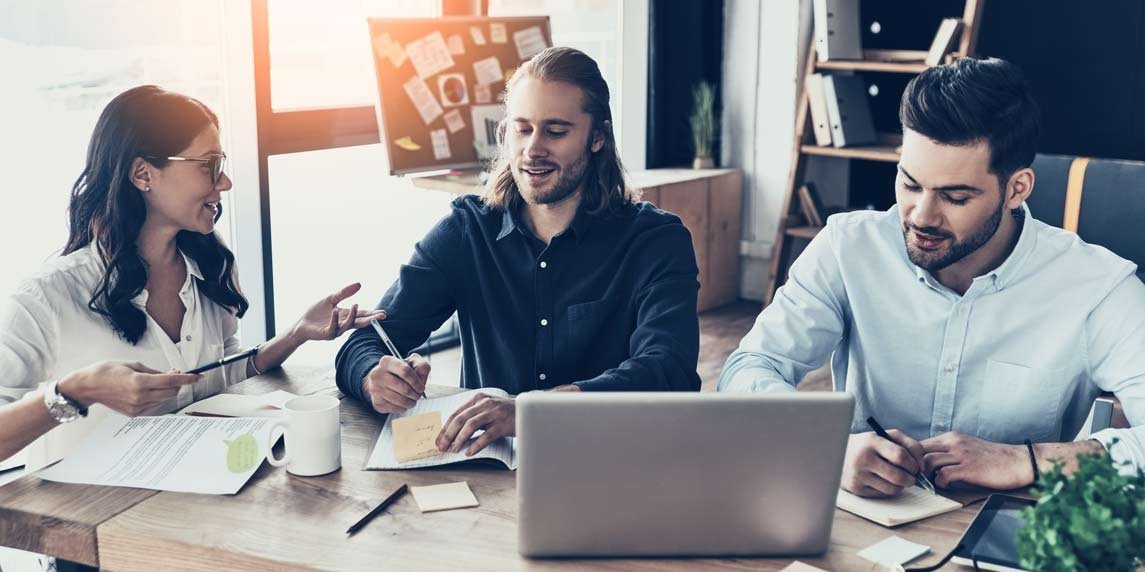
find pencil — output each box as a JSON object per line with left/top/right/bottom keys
{"left": 346, "top": 483, "right": 409, "bottom": 536}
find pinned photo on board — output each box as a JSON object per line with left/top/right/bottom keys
{"left": 437, "top": 73, "right": 470, "bottom": 107}
{"left": 470, "top": 104, "right": 506, "bottom": 160}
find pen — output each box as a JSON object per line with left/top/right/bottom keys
{"left": 370, "top": 319, "right": 427, "bottom": 399}
{"left": 186, "top": 346, "right": 259, "bottom": 375}
{"left": 865, "top": 416, "right": 937, "bottom": 494}
{"left": 346, "top": 483, "right": 408, "bottom": 536}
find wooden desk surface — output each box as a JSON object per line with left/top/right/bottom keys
{"left": 1, "top": 366, "right": 994, "bottom": 570}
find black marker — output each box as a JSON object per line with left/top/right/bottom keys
{"left": 186, "top": 346, "right": 259, "bottom": 375}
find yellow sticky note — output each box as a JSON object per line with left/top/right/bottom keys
{"left": 392, "top": 411, "right": 442, "bottom": 462}
{"left": 410, "top": 482, "right": 480, "bottom": 513}
{"left": 779, "top": 562, "right": 829, "bottom": 572}
{"left": 394, "top": 136, "right": 421, "bottom": 151}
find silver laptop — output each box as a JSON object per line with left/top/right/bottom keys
{"left": 517, "top": 392, "right": 854, "bottom": 557}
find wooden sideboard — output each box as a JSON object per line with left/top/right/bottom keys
{"left": 411, "top": 168, "right": 743, "bottom": 311}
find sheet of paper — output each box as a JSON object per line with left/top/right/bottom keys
{"left": 177, "top": 390, "right": 297, "bottom": 418}
{"left": 836, "top": 486, "right": 962, "bottom": 527}
{"left": 443, "top": 109, "right": 465, "bottom": 134}
{"left": 365, "top": 388, "right": 516, "bottom": 470}
{"left": 37, "top": 415, "right": 276, "bottom": 495}
{"left": 372, "top": 33, "right": 406, "bottom": 68}
{"left": 403, "top": 75, "right": 444, "bottom": 125}
{"left": 473, "top": 56, "right": 503, "bottom": 87}
{"left": 470, "top": 104, "right": 505, "bottom": 160}
{"left": 0, "top": 466, "right": 25, "bottom": 488}
{"left": 437, "top": 73, "right": 469, "bottom": 107}
{"left": 512, "top": 25, "right": 548, "bottom": 60}
{"left": 0, "top": 449, "right": 25, "bottom": 473}
{"left": 490, "top": 22, "right": 507, "bottom": 44}
{"left": 778, "top": 562, "right": 829, "bottom": 572}
{"left": 392, "top": 411, "right": 443, "bottom": 463}
{"left": 446, "top": 34, "right": 465, "bottom": 55}
{"left": 411, "top": 481, "right": 479, "bottom": 512}
{"left": 430, "top": 129, "right": 451, "bottom": 160}
{"left": 474, "top": 83, "right": 492, "bottom": 104}
{"left": 857, "top": 535, "right": 930, "bottom": 565}
{"left": 469, "top": 26, "right": 487, "bottom": 46}
{"left": 405, "top": 31, "right": 455, "bottom": 79}
{"left": 394, "top": 135, "right": 421, "bottom": 151}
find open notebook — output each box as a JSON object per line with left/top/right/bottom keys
{"left": 836, "top": 486, "right": 962, "bottom": 527}
{"left": 366, "top": 388, "right": 517, "bottom": 470}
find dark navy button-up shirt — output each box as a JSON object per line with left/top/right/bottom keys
{"left": 335, "top": 195, "right": 701, "bottom": 401}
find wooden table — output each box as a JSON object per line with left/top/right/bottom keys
{"left": 0, "top": 366, "right": 994, "bottom": 571}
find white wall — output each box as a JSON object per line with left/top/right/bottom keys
{"left": 721, "top": 0, "right": 848, "bottom": 301}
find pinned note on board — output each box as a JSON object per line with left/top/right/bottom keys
{"left": 394, "top": 136, "right": 421, "bottom": 151}
{"left": 392, "top": 411, "right": 443, "bottom": 463}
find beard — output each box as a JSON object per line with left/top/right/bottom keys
{"left": 903, "top": 199, "right": 1005, "bottom": 271}
{"left": 514, "top": 147, "right": 592, "bottom": 206}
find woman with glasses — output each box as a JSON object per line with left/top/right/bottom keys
{"left": 0, "top": 85, "right": 383, "bottom": 471}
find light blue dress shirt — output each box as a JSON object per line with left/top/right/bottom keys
{"left": 719, "top": 204, "right": 1145, "bottom": 471}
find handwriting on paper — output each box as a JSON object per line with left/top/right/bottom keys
{"left": 392, "top": 412, "right": 443, "bottom": 463}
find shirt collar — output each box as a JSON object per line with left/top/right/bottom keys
{"left": 495, "top": 205, "right": 595, "bottom": 244}
{"left": 130, "top": 249, "right": 204, "bottom": 305}
{"left": 910, "top": 203, "right": 1036, "bottom": 291}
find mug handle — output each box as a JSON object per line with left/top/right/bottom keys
{"left": 265, "top": 419, "right": 290, "bottom": 467}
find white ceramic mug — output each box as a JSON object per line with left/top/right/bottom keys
{"left": 266, "top": 395, "right": 342, "bottom": 476}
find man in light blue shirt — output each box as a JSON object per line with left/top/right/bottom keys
{"left": 719, "top": 58, "right": 1145, "bottom": 498}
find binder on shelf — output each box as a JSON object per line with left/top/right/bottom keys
{"left": 813, "top": 0, "right": 863, "bottom": 62}
{"left": 926, "top": 18, "right": 963, "bottom": 66}
{"left": 806, "top": 74, "right": 833, "bottom": 147}
{"left": 822, "top": 74, "right": 877, "bottom": 148}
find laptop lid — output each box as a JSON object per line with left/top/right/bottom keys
{"left": 517, "top": 391, "right": 854, "bottom": 557}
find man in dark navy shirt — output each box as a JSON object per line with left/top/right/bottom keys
{"left": 336, "top": 47, "right": 700, "bottom": 455}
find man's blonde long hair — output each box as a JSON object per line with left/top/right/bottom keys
{"left": 481, "top": 47, "right": 638, "bottom": 216}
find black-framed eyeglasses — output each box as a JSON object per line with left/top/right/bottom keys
{"left": 146, "top": 153, "right": 228, "bottom": 185}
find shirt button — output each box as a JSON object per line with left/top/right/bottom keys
{"left": 539, "top": 373, "right": 547, "bottom": 381}
{"left": 540, "top": 318, "right": 549, "bottom": 327}
{"left": 539, "top": 261, "right": 548, "bottom": 269}
{"left": 944, "top": 364, "right": 955, "bottom": 372}
{"left": 185, "top": 335, "right": 193, "bottom": 342}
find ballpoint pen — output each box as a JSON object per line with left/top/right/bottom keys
{"left": 866, "top": 416, "right": 937, "bottom": 494}
{"left": 370, "top": 319, "right": 427, "bottom": 399}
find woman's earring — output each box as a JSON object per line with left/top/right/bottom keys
{"left": 144, "top": 186, "right": 151, "bottom": 192}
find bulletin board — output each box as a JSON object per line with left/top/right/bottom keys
{"left": 368, "top": 16, "right": 553, "bottom": 175}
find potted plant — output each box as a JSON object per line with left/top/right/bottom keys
{"left": 1016, "top": 440, "right": 1145, "bottom": 571}
{"left": 690, "top": 81, "right": 716, "bottom": 169}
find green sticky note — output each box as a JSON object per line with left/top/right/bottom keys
{"left": 224, "top": 434, "right": 260, "bottom": 473}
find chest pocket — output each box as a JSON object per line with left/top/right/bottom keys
{"left": 559, "top": 297, "right": 627, "bottom": 366}
{"left": 976, "top": 359, "right": 1068, "bottom": 443}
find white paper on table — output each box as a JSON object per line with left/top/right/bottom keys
{"left": 37, "top": 414, "right": 278, "bottom": 495}
{"left": 443, "top": 109, "right": 465, "bottom": 134}
{"left": 0, "top": 449, "right": 25, "bottom": 473}
{"left": 446, "top": 34, "right": 465, "bottom": 55}
{"left": 490, "top": 22, "right": 507, "bottom": 44}
{"left": 366, "top": 388, "right": 517, "bottom": 470}
{"left": 430, "top": 129, "right": 451, "bottom": 160}
{"left": 473, "top": 56, "right": 503, "bottom": 87}
{"left": 177, "top": 390, "right": 297, "bottom": 418}
{"left": 403, "top": 75, "right": 444, "bottom": 125}
{"left": 857, "top": 535, "right": 930, "bottom": 566}
{"left": 512, "top": 26, "right": 548, "bottom": 60}
{"left": 469, "top": 26, "right": 487, "bottom": 45}
{"left": 405, "top": 31, "right": 455, "bottom": 79}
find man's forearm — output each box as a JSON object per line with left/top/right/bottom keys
{"left": 1034, "top": 439, "right": 1106, "bottom": 476}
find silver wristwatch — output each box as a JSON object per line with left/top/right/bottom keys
{"left": 43, "top": 379, "right": 87, "bottom": 423}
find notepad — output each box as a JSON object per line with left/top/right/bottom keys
{"left": 392, "top": 412, "right": 443, "bottom": 463}
{"left": 410, "top": 482, "right": 479, "bottom": 512}
{"left": 779, "top": 562, "right": 829, "bottom": 572}
{"left": 857, "top": 535, "right": 930, "bottom": 565}
{"left": 836, "top": 487, "right": 962, "bottom": 527}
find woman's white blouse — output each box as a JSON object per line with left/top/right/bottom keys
{"left": 0, "top": 244, "right": 249, "bottom": 470}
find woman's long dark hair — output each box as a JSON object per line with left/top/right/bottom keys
{"left": 64, "top": 85, "right": 248, "bottom": 344}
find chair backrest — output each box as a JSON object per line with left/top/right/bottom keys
{"left": 1029, "top": 153, "right": 1145, "bottom": 284}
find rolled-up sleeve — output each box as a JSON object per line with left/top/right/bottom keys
{"left": 574, "top": 224, "right": 701, "bottom": 392}
{"left": 718, "top": 220, "right": 848, "bottom": 394}
{"left": 0, "top": 286, "right": 59, "bottom": 405}
{"left": 1085, "top": 273, "right": 1145, "bottom": 474}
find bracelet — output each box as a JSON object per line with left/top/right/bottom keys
{"left": 248, "top": 345, "right": 264, "bottom": 376}
{"left": 1024, "top": 439, "right": 1040, "bottom": 484}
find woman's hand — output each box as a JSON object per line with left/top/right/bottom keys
{"left": 59, "top": 361, "right": 201, "bottom": 417}
{"left": 291, "top": 283, "right": 386, "bottom": 342}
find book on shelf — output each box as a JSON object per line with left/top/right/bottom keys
{"left": 806, "top": 73, "right": 833, "bottom": 146}
{"left": 798, "top": 183, "right": 827, "bottom": 227}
